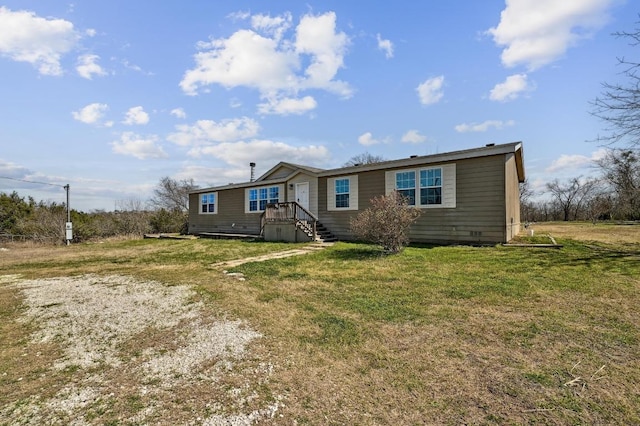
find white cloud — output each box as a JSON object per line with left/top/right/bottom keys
{"left": 111, "top": 132, "right": 167, "bottom": 160}
{"left": 546, "top": 148, "right": 607, "bottom": 173}
{"left": 251, "top": 12, "right": 292, "bottom": 41}
{"left": 182, "top": 28, "right": 297, "bottom": 95}
{"left": 121, "top": 59, "right": 153, "bottom": 76}
{"left": 401, "top": 130, "right": 426, "bottom": 144}
{"left": 0, "top": 158, "right": 31, "bottom": 179}
{"left": 489, "top": 74, "right": 532, "bottom": 102}
{"left": 175, "top": 164, "right": 250, "bottom": 187}
{"left": 167, "top": 117, "right": 260, "bottom": 147}
{"left": 76, "top": 53, "right": 106, "bottom": 79}
{"left": 72, "top": 103, "right": 109, "bottom": 125}
{"left": 417, "top": 76, "right": 444, "bottom": 105}
{"left": 122, "top": 106, "right": 150, "bottom": 125}
{"left": 358, "top": 132, "right": 379, "bottom": 146}
{"left": 194, "top": 140, "right": 330, "bottom": 167}
{"left": 180, "top": 12, "right": 351, "bottom": 114}
{"left": 487, "top": 0, "right": 616, "bottom": 70}
{"left": 295, "top": 12, "right": 351, "bottom": 95}
{"left": 258, "top": 95, "right": 317, "bottom": 115}
{"left": 455, "top": 119, "right": 516, "bottom": 133}
{"left": 0, "top": 6, "right": 80, "bottom": 75}
{"left": 227, "top": 10, "right": 251, "bottom": 22}
{"left": 376, "top": 34, "right": 394, "bottom": 59}
{"left": 170, "top": 108, "right": 186, "bottom": 119}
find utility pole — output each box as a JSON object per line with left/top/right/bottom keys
{"left": 64, "top": 184, "right": 72, "bottom": 245}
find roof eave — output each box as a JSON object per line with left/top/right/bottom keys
{"left": 318, "top": 141, "right": 524, "bottom": 177}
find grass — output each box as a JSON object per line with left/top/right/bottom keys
{"left": 1, "top": 222, "right": 639, "bottom": 424}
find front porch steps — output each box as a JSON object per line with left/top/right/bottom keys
{"left": 313, "top": 222, "right": 337, "bottom": 243}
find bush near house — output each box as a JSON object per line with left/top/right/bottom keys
{"left": 350, "top": 190, "right": 421, "bottom": 253}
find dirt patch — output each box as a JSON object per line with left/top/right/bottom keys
{"left": 1, "top": 274, "right": 281, "bottom": 425}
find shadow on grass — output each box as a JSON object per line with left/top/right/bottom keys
{"left": 325, "top": 242, "right": 439, "bottom": 261}
{"left": 326, "top": 246, "right": 385, "bottom": 261}
{"left": 523, "top": 239, "right": 640, "bottom": 275}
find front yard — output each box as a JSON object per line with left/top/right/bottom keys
{"left": 1, "top": 222, "right": 639, "bottom": 424}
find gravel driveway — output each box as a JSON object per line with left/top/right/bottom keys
{"left": 1, "top": 274, "right": 281, "bottom": 425}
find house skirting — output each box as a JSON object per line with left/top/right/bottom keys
{"left": 263, "top": 222, "right": 314, "bottom": 243}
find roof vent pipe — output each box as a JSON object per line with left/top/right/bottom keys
{"left": 250, "top": 162, "right": 256, "bottom": 182}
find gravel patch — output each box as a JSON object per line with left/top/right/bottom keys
{"left": 3, "top": 274, "right": 281, "bottom": 425}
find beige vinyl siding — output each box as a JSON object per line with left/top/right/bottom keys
{"left": 188, "top": 188, "right": 262, "bottom": 235}
{"left": 504, "top": 152, "right": 521, "bottom": 241}
{"left": 327, "top": 175, "right": 359, "bottom": 211}
{"left": 266, "top": 165, "right": 296, "bottom": 179}
{"left": 286, "top": 174, "right": 318, "bottom": 216}
{"left": 319, "top": 155, "right": 512, "bottom": 243}
{"left": 407, "top": 155, "right": 506, "bottom": 243}
{"left": 318, "top": 170, "right": 384, "bottom": 239}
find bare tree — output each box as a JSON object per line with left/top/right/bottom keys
{"left": 150, "top": 177, "right": 197, "bottom": 212}
{"left": 591, "top": 19, "right": 640, "bottom": 147}
{"left": 586, "top": 193, "right": 613, "bottom": 223}
{"left": 115, "top": 198, "right": 147, "bottom": 212}
{"left": 343, "top": 152, "right": 386, "bottom": 167}
{"left": 350, "top": 191, "right": 421, "bottom": 253}
{"left": 546, "top": 177, "right": 601, "bottom": 221}
{"left": 594, "top": 148, "right": 640, "bottom": 219}
{"left": 17, "top": 201, "right": 66, "bottom": 243}
{"left": 519, "top": 179, "right": 536, "bottom": 223}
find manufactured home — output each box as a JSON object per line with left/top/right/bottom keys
{"left": 188, "top": 141, "right": 525, "bottom": 244}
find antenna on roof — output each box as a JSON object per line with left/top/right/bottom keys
{"left": 250, "top": 162, "right": 256, "bottom": 182}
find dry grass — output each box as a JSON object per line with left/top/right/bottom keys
{"left": 1, "top": 223, "right": 639, "bottom": 424}
{"left": 530, "top": 221, "right": 640, "bottom": 245}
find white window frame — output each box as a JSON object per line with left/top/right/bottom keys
{"left": 199, "top": 192, "right": 218, "bottom": 214}
{"left": 385, "top": 164, "right": 456, "bottom": 209}
{"left": 419, "top": 168, "right": 442, "bottom": 205}
{"left": 245, "top": 184, "right": 283, "bottom": 213}
{"left": 327, "top": 175, "right": 358, "bottom": 211}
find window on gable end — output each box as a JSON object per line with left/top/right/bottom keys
{"left": 200, "top": 192, "right": 217, "bottom": 214}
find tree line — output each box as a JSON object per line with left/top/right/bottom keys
{"left": 521, "top": 148, "right": 639, "bottom": 223}
{"left": 0, "top": 177, "right": 195, "bottom": 244}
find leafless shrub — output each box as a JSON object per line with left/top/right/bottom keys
{"left": 350, "top": 191, "right": 421, "bottom": 254}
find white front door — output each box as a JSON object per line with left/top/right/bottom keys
{"left": 295, "top": 182, "right": 309, "bottom": 210}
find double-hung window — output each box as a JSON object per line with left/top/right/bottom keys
{"left": 396, "top": 171, "right": 416, "bottom": 205}
{"left": 248, "top": 186, "right": 280, "bottom": 212}
{"left": 327, "top": 175, "right": 358, "bottom": 211}
{"left": 392, "top": 167, "right": 444, "bottom": 207}
{"left": 200, "top": 192, "right": 217, "bottom": 214}
{"left": 335, "top": 178, "right": 350, "bottom": 208}
{"left": 420, "top": 168, "right": 442, "bottom": 205}
{"left": 387, "top": 165, "right": 453, "bottom": 208}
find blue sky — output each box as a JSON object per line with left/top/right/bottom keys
{"left": 0, "top": 0, "right": 636, "bottom": 211}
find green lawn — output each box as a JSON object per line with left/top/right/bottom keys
{"left": 1, "top": 224, "right": 639, "bottom": 424}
